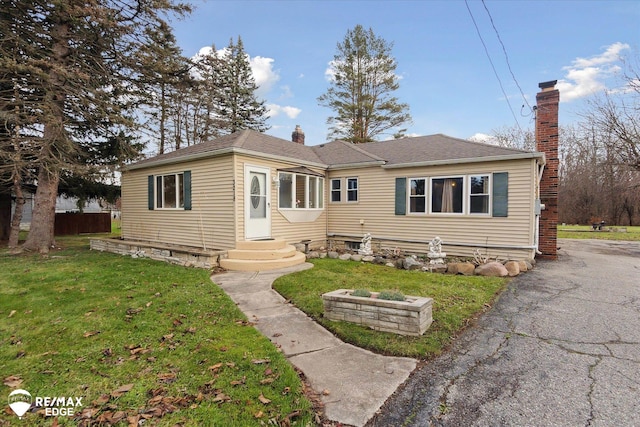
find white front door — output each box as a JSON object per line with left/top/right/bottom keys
{"left": 245, "top": 165, "right": 271, "bottom": 240}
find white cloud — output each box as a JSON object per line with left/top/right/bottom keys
{"left": 266, "top": 104, "right": 301, "bottom": 119}
{"left": 557, "top": 42, "right": 630, "bottom": 102}
{"left": 250, "top": 56, "right": 279, "bottom": 98}
{"left": 469, "top": 133, "right": 494, "bottom": 143}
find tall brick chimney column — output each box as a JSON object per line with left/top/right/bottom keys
{"left": 291, "top": 125, "right": 305, "bottom": 145}
{"left": 536, "top": 80, "right": 559, "bottom": 260}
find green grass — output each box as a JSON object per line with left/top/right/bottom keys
{"left": 273, "top": 259, "right": 507, "bottom": 359}
{"left": 0, "top": 236, "right": 313, "bottom": 426}
{"left": 558, "top": 225, "right": 640, "bottom": 241}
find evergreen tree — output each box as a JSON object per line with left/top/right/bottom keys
{"left": 318, "top": 25, "right": 412, "bottom": 143}
{"left": 0, "top": 0, "right": 190, "bottom": 253}
{"left": 137, "top": 22, "right": 192, "bottom": 154}
{"left": 217, "top": 37, "right": 270, "bottom": 134}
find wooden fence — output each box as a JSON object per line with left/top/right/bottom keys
{"left": 55, "top": 212, "right": 111, "bottom": 236}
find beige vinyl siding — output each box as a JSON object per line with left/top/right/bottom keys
{"left": 121, "top": 154, "right": 236, "bottom": 250}
{"left": 233, "top": 154, "right": 327, "bottom": 246}
{"left": 327, "top": 159, "right": 537, "bottom": 260}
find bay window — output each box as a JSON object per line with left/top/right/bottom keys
{"left": 278, "top": 172, "right": 324, "bottom": 209}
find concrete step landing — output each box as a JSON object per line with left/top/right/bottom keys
{"left": 220, "top": 239, "right": 306, "bottom": 271}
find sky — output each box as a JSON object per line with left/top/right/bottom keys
{"left": 170, "top": 0, "right": 640, "bottom": 146}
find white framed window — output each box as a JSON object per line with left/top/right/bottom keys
{"left": 409, "top": 178, "right": 427, "bottom": 213}
{"left": 431, "top": 176, "right": 464, "bottom": 214}
{"left": 278, "top": 172, "right": 324, "bottom": 210}
{"left": 330, "top": 178, "right": 342, "bottom": 202}
{"left": 347, "top": 177, "right": 358, "bottom": 202}
{"left": 469, "top": 175, "right": 490, "bottom": 214}
{"left": 156, "top": 173, "right": 184, "bottom": 209}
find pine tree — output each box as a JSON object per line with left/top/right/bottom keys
{"left": 217, "top": 37, "right": 270, "bottom": 134}
{"left": 137, "top": 22, "right": 192, "bottom": 154}
{"left": 318, "top": 25, "right": 412, "bottom": 143}
{"left": 0, "top": 0, "right": 190, "bottom": 253}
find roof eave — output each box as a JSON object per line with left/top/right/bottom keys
{"left": 381, "top": 152, "right": 544, "bottom": 169}
{"left": 327, "top": 160, "right": 387, "bottom": 170}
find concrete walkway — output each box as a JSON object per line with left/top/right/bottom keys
{"left": 368, "top": 238, "right": 640, "bottom": 426}
{"left": 212, "top": 263, "right": 417, "bottom": 427}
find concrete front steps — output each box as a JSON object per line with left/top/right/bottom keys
{"left": 220, "top": 238, "right": 306, "bottom": 272}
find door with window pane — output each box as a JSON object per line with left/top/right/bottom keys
{"left": 245, "top": 166, "right": 271, "bottom": 239}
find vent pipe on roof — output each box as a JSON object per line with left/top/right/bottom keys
{"left": 292, "top": 125, "right": 305, "bottom": 145}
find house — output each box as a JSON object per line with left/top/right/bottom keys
{"left": 117, "top": 81, "right": 559, "bottom": 270}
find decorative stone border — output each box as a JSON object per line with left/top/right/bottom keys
{"left": 322, "top": 289, "right": 433, "bottom": 336}
{"left": 90, "top": 238, "right": 225, "bottom": 269}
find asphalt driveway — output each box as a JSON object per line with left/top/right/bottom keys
{"left": 368, "top": 238, "right": 640, "bottom": 426}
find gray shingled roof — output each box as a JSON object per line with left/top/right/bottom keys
{"left": 126, "top": 130, "right": 325, "bottom": 170}
{"left": 126, "top": 130, "right": 536, "bottom": 171}
{"left": 357, "top": 134, "right": 533, "bottom": 166}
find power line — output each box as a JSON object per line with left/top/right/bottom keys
{"left": 481, "top": 0, "right": 533, "bottom": 114}
{"left": 464, "top": 0, "right": 523, "bottom": 133}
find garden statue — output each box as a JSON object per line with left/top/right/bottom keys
{"left": 428, "top": 236, "right": 446, "bottom": 265}
{"left": 359, "top": 233, "right": 373, "bottom": 256}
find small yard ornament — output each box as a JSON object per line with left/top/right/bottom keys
{"left": 358, "top": 233, "right": 373, "bottom": 256}
{"left": 428, "top": 236, "right": 446, "bottom": 265}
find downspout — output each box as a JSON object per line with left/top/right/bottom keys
{"left": 534, "top": 161, "right": 545, "bottom": 255}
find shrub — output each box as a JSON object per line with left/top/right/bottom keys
{"left": 351, "top": 289, "right": 372, "bottom": 298}
{"left": 378, "top": 290, "right": 405, "bottom": 301}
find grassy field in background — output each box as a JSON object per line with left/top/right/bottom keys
{"left": 273, "top": 259, "right": 507, "bottom": 359}
{"left": 558, "top": 225, "right": 640, "bottom": 241}
{"left": 0, "top": 235, "right": 313, "bottom": 426}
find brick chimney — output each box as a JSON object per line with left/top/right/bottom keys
{"left": 291, "top": 125, "right": 305, "bottom": 145}
{"left": 536, "top": 80, "right": 559, "bottom": 260}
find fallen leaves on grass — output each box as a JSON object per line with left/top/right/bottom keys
{"left": 258, "top": 393, "right": 271, "bottom": 405}
{"left": 3, "top": 375, "right": 22, "bottom": 388}
{"left": 110, "top": 384, "right": 134, "bottom": 398}
{"left": 83, "top": 330, "right": 100, "bottom": 338}
{"left": 8, "top": 310, "right": 16, "bottom": 318}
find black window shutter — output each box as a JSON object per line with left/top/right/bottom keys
{"left": 395, "top": 177, "right": 407, "bottom": 215}
{"left": 148, "top": 175, "right": 154, "bottom": 210}
{"left": 492, "top": 172, "right": 508, "bottom": 217}
{"left": 183, "top": 171, "right": 192, "bottom": 210}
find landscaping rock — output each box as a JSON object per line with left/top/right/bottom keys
{"left": 504, "top": 261, "right": 521, "bottom": 276}
{"left": 319, "top": 252, "right": 327, "bottom": 259}
{"left": 385, "top": 262, "right": 396, "bottom": 268}
{"left": 525, "top": 261, "right": 534, "bottom": 270}
{"left": 362, "top": 255, "right": 375, "bottom": 263}
{"left": 517, "top": 260, "right": 528, "bottom": 272}
{"left": 339, "top": 253, "right": 352, "bottom": 261}
{"left": 307, "top": 251, "right": 320, "bottom": 259}
{"left": 294, "top": 243, "right": 305, "bottom": 252}
{"left": 424, "top": 264, "right": 448, "bottom": 273}
{"left": 373, "top": 257, "right": 387, "bottom": 265}
{"left": 475, "top": 261, "right": 509, "bottom": 277}
{"left": 350, "top": 254, "right": 363, "bottom": 262}
{"left": 328, "top": 251, "right": 339, "bottom": 259}
{"left": 447, "top": 262, "right": 476, "bottom": 276}
{"left": 403, "top": 257, "right": 423, "bottom": 270}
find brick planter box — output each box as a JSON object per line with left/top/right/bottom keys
{"left": 322, "top": 289, "right": 433, "bottom": 336}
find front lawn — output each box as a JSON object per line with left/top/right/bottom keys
{"left": 0, "top": 237, "right": 313, "bottom": 426}
{"left": 558, "top": 225, "right": 640, "bottom": 241}
{"left": 273, "top": 259, "right": 507, "bottom": 359}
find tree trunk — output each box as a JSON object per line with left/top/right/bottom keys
{"left": 8, "top": 184, "right": 25, "bottom": 249}
{"left": 22, "top": 169, "right": 59, "bottom": 253}
{"left": 22, "top": 10, "right": 68, "bottom": 254}
{"left": 0, "top": 192, "right": 10, "bottom": 241}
